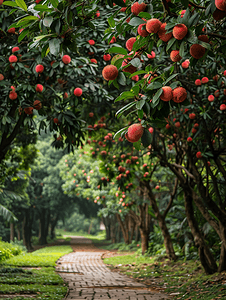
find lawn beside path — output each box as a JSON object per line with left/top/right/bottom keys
{"left": 0, "top": 245, "right": 72, "bottom": 300}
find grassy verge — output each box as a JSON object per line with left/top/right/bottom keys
{"left": 55, "top": 229, "right": 108, "bottom": 244}
{"left": 0, "top": 245, "right": 72, "bottom": 299}
{"left": 103, "top": 254, "right": 226, "bottom": 300}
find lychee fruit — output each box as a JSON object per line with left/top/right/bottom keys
{"left": 36, "top": 84, "right": 43, "bottom": 92}
{"left": 198, "top": 35, "right": 209, "bottom": 43}
{"left": 147, "top": 51, "right": 155, "bottom": 59}
{"left": 195, "top": 79, "right": 201, "bottom": 86}
{"left": 0, "top": 74, "right": 4, "bottom": 80}
{"left": 33, "top": 100, "right": 42, "bottom": 110}
{"left": 131, "top": 75, "right": 139, "bottom": 81}
{"left": 175, "top": 122, "right": 180, "bottom": 128}
{"left": 9, "top": 55, "right": 17, "bottom": 63}
{"left": 159, "top": 86, "right": 173, "bottom": 102}
{"left": 215, "top": 0, "right": 226, "bottom": 11}
{"left": 190, "top": 44, "right": 205, "bottom": 59}
{"left": 35, "top": 64, "right": 44, "bottom": 73}
{"left": 170, "top": 50, "right": 182, "bottom": 62}
{"left": 166, "top": 124, "right": 171, "bottom": 129}
{"left": 158, "top": 23, "right": 173, "bottom": 42}
{"left": 90, "top": 58, "right": 97, "bottom": 63}
{"left": 213, "top": 8, "right": 226, "bottom": 20}
{"left": 125, "top": 123, "right": 144, "bottom": 143}
{"left": 103, "top": 54, "right": 111, "bottom": 61}
{"left": 189, "top": 113, "right": 196, "bottom": 119}
{"left": 208, "top": 95, "right": 214, "bottom": 102}
{"left": 137, "top": 24, "right": 149, "bottom": 37}
{"left": 181, "top": 59, "right": 190, "bottom": 68}
{"left": 109, "top": 36, "right": 116, "bottom": 44}
{"left": 131, "top": 2, "right": 147, "bottom": 16}
{"left": 9, "top": 91, "right": 17, "bottom": 100}
{"left": 173, "top": 24, "right": 188, "bottom": 40}
{"left": 8, "top": 28, "right": 15, "bottom": 34}
{"left": 88, "top": 39, "right": 95, "bottom": 45}
{"left": 146, "top": 19, "right": 162, "bottom": 33}
{"left": 126, "top": 37, "right": 136, "bottom": 51}
{"left": 122, "top": 59, "right": 137, "bottom": 74}
{"left": 62, "top": 55, "right": 71, "bottom": 64}
{"left": 187, "top": 137, "right": 192, "bottom": 142}
{"left": 53, "top": 118, "right": 59, "bottom": 124}
{"left": 12, "top": 47, "right": 20, "bottom": 53}
{"left": 24, "top": 107, "right": 34, "bottom": 115}
{"left": 201, "top": 77, "right": 209, "bottom": 83}
{"left": 220, "top": 104, "right": 226, "bottom": 110}
{"left": 172, "top": 87, "right": 187, "bottom": 103}
{"left": 74, "top": 88, "right": 83, "bottom": 96}
{"left": 102, "top": 65, "right": 118, "bottom": 81}
{"left": 196, "top": 151, "right": 202, "bottom": 158}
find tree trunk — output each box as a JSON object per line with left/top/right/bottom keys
{"left": 184, "top": 191, "right": 217, "bottom": 274}
{"left": 140, "top": 229, "right": 149, "bottom": 255}
{"left": 110, "top": 216, "right": 117, "bottom": 243}
{"left": 10, "top": 223, "right": 14, "bottom": 242}
{"left": 22, "top": 208, "right": 33, "bottom": 250}
{"left": 129, "top": 217, "right": 136, "bottom": 244}
{"left": 102, "top": 217, "right": 111, "bottom": 240}
{"left": 17, "top": 225, "right": 21, "bottom": 241}
{"left": 218, "top": 244, "right": 226, "bottom": 272}
{"left": 50, "top": 215, "right": 59, "bottom": 240}
{"left": 116, "top": 213, "right": 129, "bottom": 244}
{"left": 135, "top": 225, "right": 140, "bottom": 242}
{"left": 38, "top": 209, "right": 48, "bottom": 245}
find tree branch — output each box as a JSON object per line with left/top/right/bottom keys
{"left": 163, "top": 178, "right": 178, "bottom": 219}
{"left": 171, "top": 163, "right": 195, "bottom": 179}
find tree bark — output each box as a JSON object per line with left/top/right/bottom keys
{"left": 140, "top": 228, "right": 149, "bottom": 254}
{"left": 38, "top": 209, "right": 48, "bottom": 245}
{"left": 10, "top": 223, "right": 14, "bottom": 242}
{"left": 110, "top": 215, "right": 117, "bottom": 243}
{"left": 116, "top": 213, "right": 130, "bottom": 244}
{"left": 50, "top": 215, "right": 59, "bottom": 240}
{"left": 102, "top": 216, "right": 111, "bottom": 240}
{"left": 17, "top": 225, "right": 21, "bottom": 241}
{"left": 22, "top": 208, "right": 33, "bottom": 250}
{"left": 184, "top": 190, "right": 217, "bottom": 274}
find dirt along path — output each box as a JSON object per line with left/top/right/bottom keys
{"left": 56, "top": 236, "right": 171, "bottom": 300}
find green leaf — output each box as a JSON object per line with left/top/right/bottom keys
{"left": 115, "top": 102, "right": 136, "bottom": 117}
{"left": 108, "top": 16, "right": 115, "bottom": 27}
{"left": 188, "top": 12, "right": 200, "bottom": 27}
{"left": 50, "top": 0, "right": 58, "bottom": 8}
{"left": 18, "top": 27, "right": 29, "bottom": 42}
{"left": 179, "top": 40, "right": 185, "bottom": 58}
{"left": 108, "top": 47, "right": 127, "bottom": 55}
{"left": 18, "top": 16, "right": 39, "bottom": 24}
{"left": 2, "top": 1, "right": 18, "bottom": 7}
{"left": 129, "top": 70, "right": 146, "bottom": 78}
{"left": 115, "top": 91, "right": 134, "bottom": 102}
{"left": 113, "top": 126, "right": 129, "bottom": 140}
{"left": 34, "top": 4, "right": 53, "bottom": 12}
{"left": 133, "top": 140, "right": 141, "bottom": 150}
{"left": 136, "top": 99, "right": 145, "bottom": 110}
{"left": 166, "top": 37, "right": 176, "bottom": 52}
{"left": 49, "top": 38, "right": 60, "bottom": 56}
{"left": 88, "top": 21, "right": 95, "bottom": 30}
{"left": 15, "top": 0, "right": 27, "bottom": 11}
{"left": 147, "top": 81, "right": 162, "bottom": 90}
{"left": 132, "top": 37, "right": 147, "bottom": 52}
{"left": 114, "top": 0, "right": 126, "bottom": 7}
{"left": 181, "top": 0, "right": 189, "bottom": 7}
{"left": 43, "top": 16, "right": 53, "bottom": 27}
{"left": 130, "top": 57, "right": 140, "bottom": 67}
{"left": 141, "top": 129, "right": 152, "bottom": 147}
{"left": 128, "top": 17, "right": 145, "bottom": 26}
{"left": 152, "top": 88, "right": 163, "bottom": 106}
{"left": 164, "top": 73, "right": 179, "bottom": 85}
{"left": 117, "top": 72, "right": 126, "bottom": 86}
{"left": 138, "top": 109, "right": 143, "bottom": 119}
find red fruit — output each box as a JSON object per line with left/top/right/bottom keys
{"left": 8, "top": 28, "right": 15, "bottom": 34}
{"left": 198, "top": 35, "right": 209, "bottom": 43}
{"left": 189, "top": 113, "right": 196, "bottom": 119}
{"left": 173, "top": 133, "right": 177, "bottom": 138}
{"left": 36, "top": 84, "right": 43, "bottom": 92}
{"left": 125, "top": 123, "right": 144, "bottom": 143}
{"left": 122, "top": 59, "right": 137, "bottom": 74}
{"left": 184, "top": 108, "right": 189, "bottom": 113}
{"left": 190, "top": 44, "right": 205, "bottom": 59}
{"left": 175, "top": 122, "right": 180, "bottom": 128}
{"left": 207, "top": 161, "right": 211, "bottom": 166}
{"left": 96, "top": 10, "right": 100, "bottom": 17}
{"left": 138, "top": 24, "right": 149, "bottom": 37}
{"left": 103, "top": 54, "right": 111, "bottom": 61}
{"left": 131, "top": 2, "right": 147, "bottom": 16}
{"left": 9, "top": 55, "right": 17, "bottom": 63}
{"left": 90, "top": 58, "right": 97, "bottom": 64}
{"left": 187, "top": 137, "right": 192, "bottom": 142}
{"left": 131, "top": 75, "right": 139, "bottom": 81}
{"left": 173, "top": 24, "right": 188, "bottom": 40}
{"left": 149, "top": 127, "right": 154, "bottom": 134}
{"left": 215, "top": 0, "right": 226, "bottom": 11}
{"left": 64, "top": 92, "right": 68, "bottom": 99}
{"left": 24, "top": 107, "right": 33, "bottom": 115}
{"left": 0, "top": 0, "right": 3, "bottom": 4}
{"left": 102, "top": 65, "right": 118, "bottom": 80}
{"left": 0, "top": 74, "right": 4, "bottom": 81}
{"left": 62, "top": 55, "right": 71, "bottom": 64}
{"left": 201, "top": 77, "right": 209, "bottom": 83}
{"left": 196, "top": 151, "right": 202, "bottom": 158}
{"left": 195, "top": 79, "right": 201, "bottom": 86}
{"left": 147, "top": 51, "right": 156, "bottom": 59}
{"left": 12, "top": 47, "right": 20, "bottom": 53}
{"left": 220, "top": 104, "right": 226, "bottom": 110}
{"left": 74, "top": 88, "right": 83, "bottom": 96}
{"left": 224, "top": 70, "right": 226, "bottom": 76}
{"left": 181, "top": 59, "right": 190, "bottom": 68}
{"left": 89, "top": 112, "right": 94, "bottom": 117}
{"left": 194, "top": 123, "right": 199, "bottom": 128}
{"left": 155, "top": 185, "right": 160, "bottom": 190}
{"left": 126, "top": 37, "right": 136, "bottom": 51}
{"left": 208, "top": 95, "right": 214, "bottom": 102}
{"left": 33, "top": 100, "right": 42, "bottom": 110}
{"left": 146, "top": 19, "right": 162, "bottom": 33}
{"left": 172, "top": 87, "right": 187, "bottom": 103}
{"left": 213, "top": 8, "right": 226, "bottom": 20}
{"left": 9, "top": 91, "right": 17, "bottom": 100}
{"left": 35, "top": 64, "right": 44, "bottom": 73}
{"left": 158, "top": 23, "right": 172, "bottom": 42}
{"left": 192, "top": 128, "right": 197, "bottom": 134}
{"left": 109, "top": 36, "right": 116, "bottom": 44}
{"left": 88, "top": 39, "right": 95, "bottom": 45}
{"left": 170, "top": 50, "right": 182, "bottom": 62}
{"left": 166, "top": 124, "right": 171, "bottom": 129}
{"left": 160, "top": 86, "right": 173, "bottom": 102}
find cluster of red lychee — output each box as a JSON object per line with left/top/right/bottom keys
{"left": 125, "top": 123, "right": 144, "bottom": 143}
{"left": 160, "top": 86, "right": 187, "bottom": 103}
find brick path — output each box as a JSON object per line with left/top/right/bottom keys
{"left": 56, "top": 236, "right": 171, "bottom": 300}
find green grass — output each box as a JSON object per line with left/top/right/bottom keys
{"left": 0, "top": 245, "right": 72, "bottom": 299}
{"left": 56, "top": 229, "right": 107, "bottom": 244}
{"left": 104, "top": 254, "right": 226, "bottom": 300}
{"left": 2, "top": 245, "right": 72, "bottom": 267}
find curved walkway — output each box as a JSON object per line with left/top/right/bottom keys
{"left": 56, "top": 236, "right": 171, "bottom": 300}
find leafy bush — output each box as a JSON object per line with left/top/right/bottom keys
{"left": 0, "top": 240, "right": 24, "bottom": 262}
